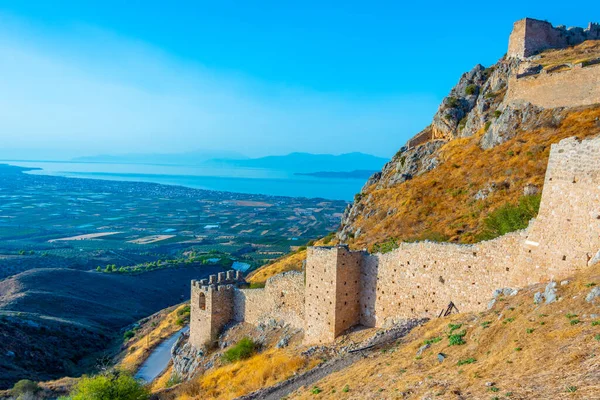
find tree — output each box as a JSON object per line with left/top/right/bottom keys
{"left": 65, "top": 371, "right": 149, "bottom": 400}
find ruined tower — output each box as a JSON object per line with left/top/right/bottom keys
{"left": 189, "top": 270, "right": 242, "bottom": 348}
{"left": 508, "top": 18, "right": 600, "bottom": 59}
{"left": 304, "top": 246, "right": 364, "bottom": 345}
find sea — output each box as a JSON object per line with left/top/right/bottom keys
{"left": 3, "top": 161, "right": 368, "bottom": 201}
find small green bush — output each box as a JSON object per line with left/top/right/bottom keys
{"left": 372, "top": 238, "right": 398, "bottom": 254}
{"left": 591, "top": 320, "right": 600, "bottom": 326}
{"left": 342, "top": 385, "right": 350, "bottom": 393}
{"left": 478, "top": 195, "right": 541, "bottom": 240}
{"left": 222, "top": 338, "right": 256, "bottom": 363}
{"left": 448, "top": 323, "right": 462, "bottom": 332}
{"left": 311, "top": 386, "right": 322, "bottom": 394}
{"left": 448, "top": 331, "right": 466, "bottom": 346}
{"left": 457, "top": 357, "right": 476, "bottom": 365}
{"left": 446, "top": 96, "right": 460, "bottom": 108}
{"left": 123, "top": 330, "right": 135, "bottom": 341}
{"left": 484, "top": 121, "right": 492, "bottom": 131}
{"left": 66, "top": 371, "right": 149, "bottom": 400}
{"left": 481, "top": 321, "right": 491, "bottom": 328}
{"left": 465, "top": 84, "right": 477, "bottom": 95}
{"left": 423, "top": 337, "right": 442, "bottom": 345}
{"left": 494, "top": 110, "right": 502, "bottom": 118}
{"left": 12, "top": 380, "right": 40, "bottom": 396}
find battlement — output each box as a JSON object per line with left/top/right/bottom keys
{"left": 191, "top": 269, "right": 244, "bottom": 290}
{"left": 508, "top": 18, "right": 600, "bottom": 59}
{"left": 190, "top": 135, "right": 600, "bottom": 347}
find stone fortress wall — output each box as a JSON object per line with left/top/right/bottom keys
{"left": 505, "top": 61, "right": 600, "bottom": 109}
{"left": 302, "top": 136, "right": 600, "bottom": 344}
{"left": 508, "top": 18, "right": 600, "bottom": 59}
{"left": 504, "top": 18, "right": 600, "bottom": 109}
{"left": 189, "top": 19, "right": 600, "bottom": 348}
{"left": 190, "top": 136, "right": 600, "bottom": 347}
{"left": 190, "top": 270, "right": 304, "bottom": 348}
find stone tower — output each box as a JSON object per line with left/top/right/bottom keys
{"left": 304, "top": 246, "right": 364, "bottom": 345}
{"left": 189, "top": 270, "right": 242, "bottom": 349}
{"left": 508, "top": 18, "right": 600, "bottom": 59}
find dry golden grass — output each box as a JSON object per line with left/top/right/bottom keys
{"left": 175, "top": 348, "right": 317, "bottom": 400}
{"left": 290, "top": 264, "right": 600, "bottom": 399}
{"left": 538, "top": 40, "right": 600, "bottom": 69}
{"left": 246, "top": 250, "right": 307, "bottom": 285}
{"left": 118, "top": 304, "right": 189, "bottom": 373}
{"left": 151, "top": 365, "right": 174, "bottom": 392}
{"left": 348, "top": 106, "right": 600, "bottom": 250}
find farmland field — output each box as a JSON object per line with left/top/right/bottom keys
{"left": 0, "top": 164, "right": 347, "bottom": 279}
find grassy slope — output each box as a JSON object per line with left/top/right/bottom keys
{"left": 289, "top": 265, "right": 600, "bottom": 399}
{"left": 246, "top": 250, "right": 307, "bottom": 285}
{"left": 347, "top": 106, "right": 600, "bottom": 250}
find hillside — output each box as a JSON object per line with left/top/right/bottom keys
{"left": 338, "top": 40, "right": 600, "bottom": 249}
{"left": 288, "top": 263, "right": 600, "bottom": 399}
{"left": 0, "top": 266, "right": 222, "bottom": 389}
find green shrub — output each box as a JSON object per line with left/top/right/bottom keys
{"left": 448, "top": 323, "right": 462, "bottom": 332}
{"left": 165, "top": 373, "right": 182, "bottom": 388}
{"left": 478, "top": 195, "right": 541, "bottom": 240}
{"left": 222, "top": 338, "right": 256, "bottom": 363}
{"left": 372, "top": 238, "right": 398, "bottom": 254}
{"left": 446, "top": 96, "right": 460, "bottom": 108}
{"left": 423, "top": 337, "right": 442, "bottom": 345}
{"left": 123, "top": 330, "right": 135, "bottom": 341}
{"left": 12, "top": 380, "right": 40, "bottom": 396}
{"left": 66, "top": 371, "right": 149, "bottom": 400}
{"left": 494, "top": 110, "right": 502, "bottom": 118}
{"left": 248, "top": 282, "right": 266, "bottom": 289}
{"left": 484, "top": 121, "right": 492, "bottom": 131}
{"left": 457, "top": 357, "right": 476, "bottom": 365}
{"left": 465, "top": 84, "right": 477, "bottom": 95}
{"left": 311, "top": 386, "right": 322, "bottom": 394}
{"left": 448, "top": 330, "right": 466, "bottom": 346}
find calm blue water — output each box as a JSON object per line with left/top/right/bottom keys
{"left": 4, "top": 161, "right": 366, "bottom": 200}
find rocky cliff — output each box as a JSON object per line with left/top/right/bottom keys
{"left": 338, "top": 39, "right": 600, "bottom": 248}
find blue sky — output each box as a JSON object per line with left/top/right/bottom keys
{"left": 0, "top": 2, "right": 597, "bottom": 158}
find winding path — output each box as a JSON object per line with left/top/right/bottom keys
{"left": 135, "top": 326, "right": 189, "bottom": 383}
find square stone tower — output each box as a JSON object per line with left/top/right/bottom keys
{"left": 189, "top": 271, "right": 241, "bottom": 348}
{"left": 304, "top": 246, "right": 364, "bottom": 345}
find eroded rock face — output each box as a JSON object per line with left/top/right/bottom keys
{"left": 430, "top": 64, "right": 490, "bottom": 141}
{"left": 337, "top": 141, "right": 443, "bottom": 242}
{"left": 481, "top": 102, "right": 547, "bottom": 149}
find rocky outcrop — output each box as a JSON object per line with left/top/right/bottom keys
{"left": 430, "top": 64, "right": 491, "bottom": 141}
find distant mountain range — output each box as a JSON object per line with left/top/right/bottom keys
{"left": 204, "top": 152, "right": 388, "bottom": 173}
{"left": 72, "top": 151, "right": 388, "bottom": 173}
{"left": 294, "top": 170, "right": 378, "bottom": 179}
{"left": 72, "top": 150, "right": 248, "bottom": 165}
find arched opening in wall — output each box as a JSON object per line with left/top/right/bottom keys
{"left": 198, "top": 292, "right": 206, "bottom": 310}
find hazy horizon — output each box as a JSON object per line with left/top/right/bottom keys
{"left": 1, "top": 3, "right": 596, "bottom": 159}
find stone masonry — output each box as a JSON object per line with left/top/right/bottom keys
{"left": 189, "top": 136, "right": 600, "bottom": 347}
{"left": 508, "top": 18, "right": 600, "bottom": 59}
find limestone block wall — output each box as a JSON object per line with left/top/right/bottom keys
{"left": 505, "top": 64, "right": 600, "bottom": 109}
{"left": 304, "top": 135, "right": 600, "bottom": 342}
{"left": 360, "top": 233, "right": 527, "bottom": 327}
{"left": 523, "top": 137, "right": 600, "bottom": 278}
{"left": 189, "top": 282, "right": 234, "bottom": 348}
{"left": 508, "top": 18, "right": 600, "bottom": 59}
{"left": 304, "top": 247, "right": 342, "bottom": 344}
{"left": 233, "top": 271, "right": 305, "bottom": 329}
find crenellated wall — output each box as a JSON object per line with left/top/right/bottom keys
{"left": 191, "top": 136, "right": 600, "bottom": 347}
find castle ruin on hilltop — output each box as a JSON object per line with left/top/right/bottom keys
{"left": 508, "top": 18, "right": 600, "bottom": 59}
{"left": 188, "top": 19, "right": 600, "bottom": 348}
